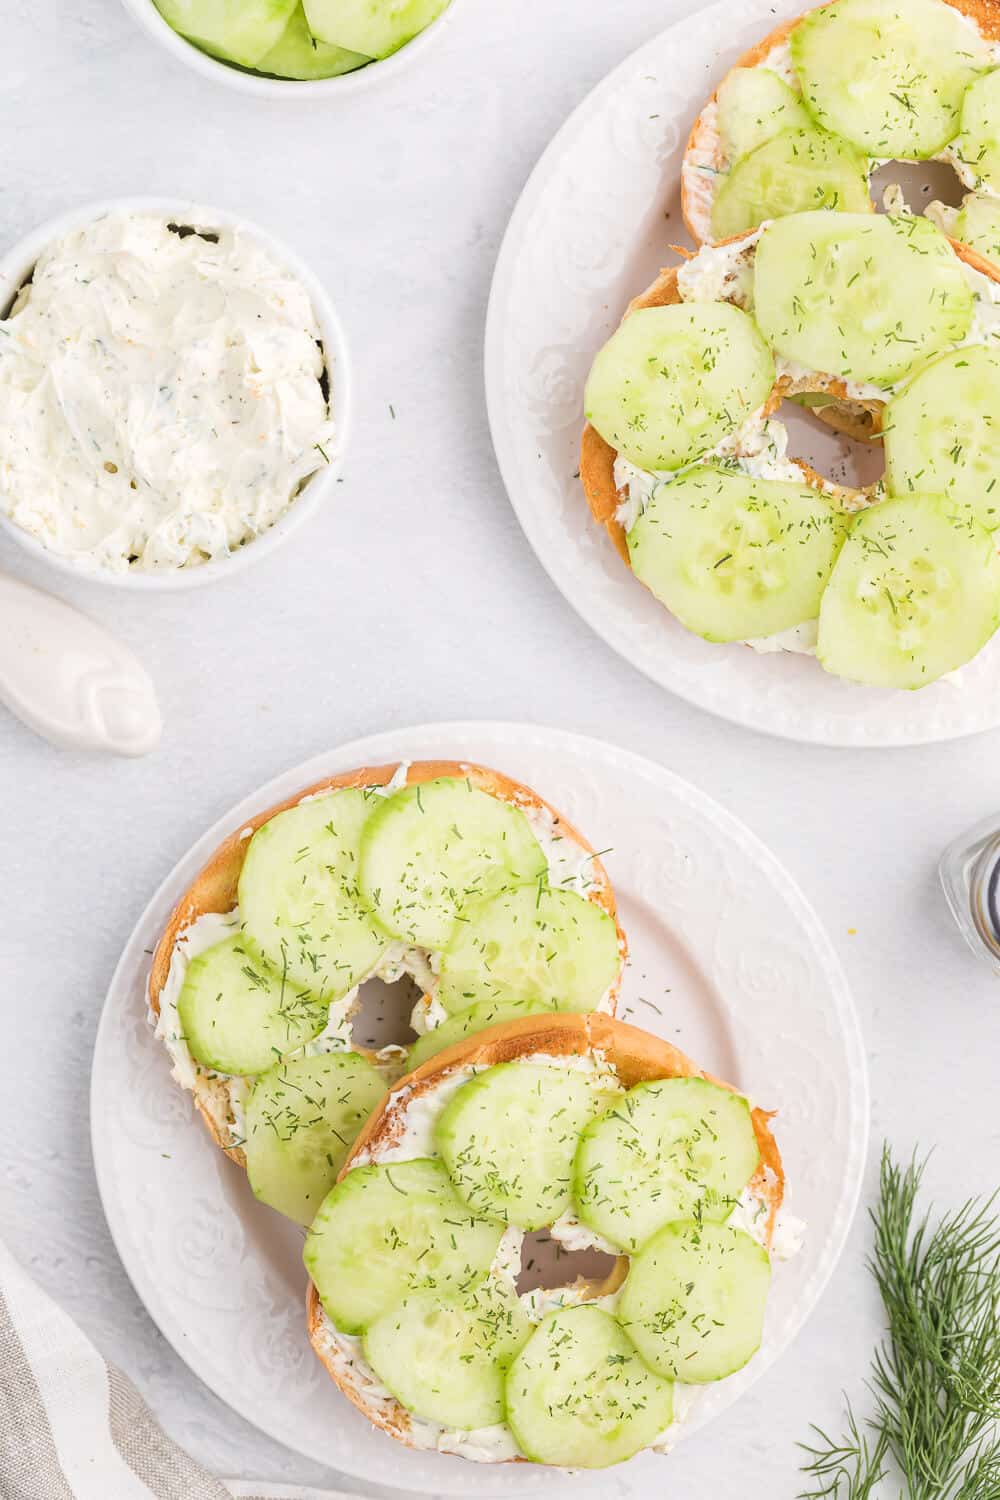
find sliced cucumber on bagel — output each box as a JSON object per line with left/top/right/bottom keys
{"left": 712, "top": 127, "right": 870, "bottom": 241}
{"left": 584, "top": 303, "right": 775, "bottom": 472}
{"left": 753, "top": 212, "right": 973, "bottom": 387}
{"left": 505, "top": 1304, "right": 675, "bottom": 1468}
{"left": 304, "top": 1158, "right": 503, "bottom": 1335}
{"left": 177, "top": 934, "right": 329, "bottom": 1074}
{"left": 363, "top": 1278, "right": 532, "bottom": 1429}
{"left": 716, "top": 67, "right": 812, "bottom": 165}
{"left": 238, "top": 789, "right": 388, "bottom": 1003}
{"left": 626, "top": 466, "right": 848, "bottom": 644}
{"left": 789, "top": 0, "right": 990, "bottom": 159}
{"left": 884, "top": 345, "right": 1000, "bottom": 527}
{"left": 358, "top": 778, "right": 546, "bottom": 949}
{"left": 303, "top": 0, "right": 448, "bottom": 57}
{"left": 952, "top": 68, "right": 1000, "bottom": 193}
{"left": 953, "top": 193, "right": 1000, "bottom": 262}
{"left": 437, "top": 885, "right": 621, "bottom": 1015}
{"left": 574, "top": 1077, "right": 761, "bottom": 1253}
{"left": 244, "top": 1053, "right": 387, "bottom": 1225}
{"left": 407, "top": 997, "right": 559, "bottom": 1070}
{"left": 435, "top": 1063, "right": 613, "bottom": 1229}
{"left": 618, "top": 1221, "right": 770, "bottom": 1383}
{"left": 817, "top": 493, "right": 1000, "bottom": 688}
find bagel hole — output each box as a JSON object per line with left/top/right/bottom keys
{"left": 350, "top": 973, "right": 422, "bottom": 1050}
{"left": 780, "top": 397, "right": 886, "bottom": 491}
{"left": 515, "top": 1229, "right": 619, "bottom": 1296}
{"left": 869, "top": 158, "right": 965, "bottom": 214}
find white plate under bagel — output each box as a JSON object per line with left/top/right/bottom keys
{"left": 91, "top": 721, "right": 867, "bottom": 1494}
{"left": 484, "top": 0, "right": 1000, "bottom": 747}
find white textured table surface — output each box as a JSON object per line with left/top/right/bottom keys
{"left": 2, "top": 1, "right": 1000, "bottom": 1496}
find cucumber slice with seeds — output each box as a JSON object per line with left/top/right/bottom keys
{"left": 407, "top": 997, "right": 560, "bottom": 1071}
{"left": 712, "top": 127, "right": 871, "bottom": 240}
{"left": 363, "top": 1277, "right": 532, "bottom": 1428}
{"left": 435, "top": 1063, "right": 613, "bottom": 1230}
{"left": 619, "top": 1220, "right": 770, "bottom": 1383}
{"left": 716, "top": 68, "right": 812, "bottom": 165}
{"left": 153, "top": 0, "right": 297, "bottom": 66}
{"left": 953, "top": 193, "right": 1000, "bottom": 263}
{"left": 239, "top": 789, "right": 388, "bottom": 1004}
{"left": 245, "top": 1052, "right": 386, "bottom": 1225}
{"left": 177, "top": 935, "right": 329, "bottom": 1075}
{"left": 358, "top": 778, "right": 546, "bottom": 949}
{"left": 304, "top": 1158, "right": 503, "bottom": 1335}
{"left": 574, "top": 1077, "right": 761, "bottom": 1253}
{"left": 951, "top": 69, "right": 1000, "bottom": 193}
{"left": 753, "top": 212, "right": 973, "bottom": 388}
{"left": 255, "top": 3, "right": 369, "bottom": 76}
{"left": 627, "top": 466, "right": 848, "bottom": 643}
{"left": 884, "top": 346, "right": 1000, "bottom": 527}
{"left": 817, "top": 493, "right": 1000, "bottom": 688}
{"left": 303, "top": 0, "right": 449, "bottom": 58}
{"left": 790, "top": 0, "right": 990, "bottom": 159}
{"left": 505, "top": 1305, "right": 675, "bottom": 1469}
{"left": 585, "top": 304, "right": 775, "bottom": 472}
{"left": 437, "top": 886, "right": 621, "bottom": 1015}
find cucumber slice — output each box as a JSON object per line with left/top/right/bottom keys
{"left": 505, "top": 1305, "right": 674, "bottom": 1468}
{"left": 304, "top": 1158, "right": 503, "bottom": 1335}
{"left": 407, "top": 997, "right": 559, "bottom": 1071}
{"left": 953, "top": 193, "right": 1000, "bottom": 263}
{"left": 626, "top": 466, "right": 848, "bottom": 644}
{"left": 753, "top": 212, "right": 973, "bottom": 387}
{"left": 238, "top": 790, "right": 388, "bottom": 1004}
{"left": 884, "top": 346, "right": 1000, "bottom": 527}
{"left": 303, "top": 0, "right": 448, "bottom": 58}
{"left": 363, "top": 1277, "right": 532, "bottom": 1428}
{"left": 177, "top": 935, "right": 328, "bottom": 1075}
{"left": 585, "top": 304, "right": 775, "bottom": 472}
{"left": 437, "top": 886, "right": 621, "bottom": 1016}
{"left": 619, "top": 1221, "right": 770, "bottom": 1383}
{"left": 574, "top": 1078, "right": 761, "bottom": 1253}
{"left": 153, "top": 0, "right": 297, "bottom": 66}
{"left": 952, "top": 69, "right": 1000, "bottom": 193}
{"left": 357, "top": 778, "right": 546, "bottom": 949}
{"left": 244, "top": 1052, "right": 387, "bottom": 1225}
{"left": 255, "top": 3, "right": 369, "bottom": 76}
{"left": 789, "top": 0, "right": 990, "bottom": 158}
{"left": 436, "top": 1063, "right": 610, "bottom": 1230}
{"left": 711, "top": 128, "right": 871, "bottom": 241}
{"left": 817, "top": 493, "right": 1000, "bottom": 687}
{"left": 716, "top": 68, "right": 812, "bottom": 166}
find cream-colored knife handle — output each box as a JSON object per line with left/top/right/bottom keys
{"left": 0, "top": 574, "right": 161, "bottom": 756}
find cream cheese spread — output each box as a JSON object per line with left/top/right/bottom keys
{"left": 0, "top": 212, "right": 336, "bottom": 573}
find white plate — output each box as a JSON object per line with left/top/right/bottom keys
{"left": 91, "top": 722, "right": 867, "bottom": 1495}
{"left": 484, "top": 0, "right": 1000, "bottom": 747}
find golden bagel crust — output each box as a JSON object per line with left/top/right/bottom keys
{"left": 307, "top": 1012, "right": 785, "bottom": 1462}
{"left": 148, "top": 762, "right": 626, "bottom": 1168}
{"left": 581, "top": 236, "right": 1000, "bottom": 564}
{"left": 681, "top": 0, "right": 1000, "bottom": 244}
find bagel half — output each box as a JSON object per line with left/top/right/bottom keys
{"left": 307, "top": 1011, "right": 785, "bottom": 1464}
{"left": 681, "top": 0, "right": 1000, "bottom": 245}
{"left": 148, "top": 761, "right": 626, "bottom": 1167}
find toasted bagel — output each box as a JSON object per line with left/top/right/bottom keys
{"left": 307, "top": 1011, "right": 785, "bottom": 1464}
{"left": 148, "top": 762, "right": 626, "bottom": 1166}
{"left": 681, "top": 0, "right": 1000, "bottom": 245}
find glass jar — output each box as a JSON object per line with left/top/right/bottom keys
{"left": 940, "top": 815, "right": 1000, "bottom": 972}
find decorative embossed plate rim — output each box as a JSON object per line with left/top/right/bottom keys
{"left": 92, "top": 722, "right": 867, "bottom": 1495}
{"left": 484, "top": 0, "right": 1000, "bottom": 746}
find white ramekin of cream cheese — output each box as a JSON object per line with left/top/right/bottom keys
{"left": 0, "top": 199, "right": 350, "bottom": 589}
{"left": 118, "top": 0, "right": 463, "bottom": 101}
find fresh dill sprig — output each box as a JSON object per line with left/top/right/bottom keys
{"left": 798, "top": 1145, "right": 1000, "bottom": 1500}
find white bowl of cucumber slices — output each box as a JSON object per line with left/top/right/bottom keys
{"left": 120, "top": 0, "right": 459, "bottom": 98}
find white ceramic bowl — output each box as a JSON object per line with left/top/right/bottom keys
{"left": 0, "top": 197, "right": 351, "bottom": 592}
{"left": 119, "top": 0, "right": 461, "bottom": 99}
